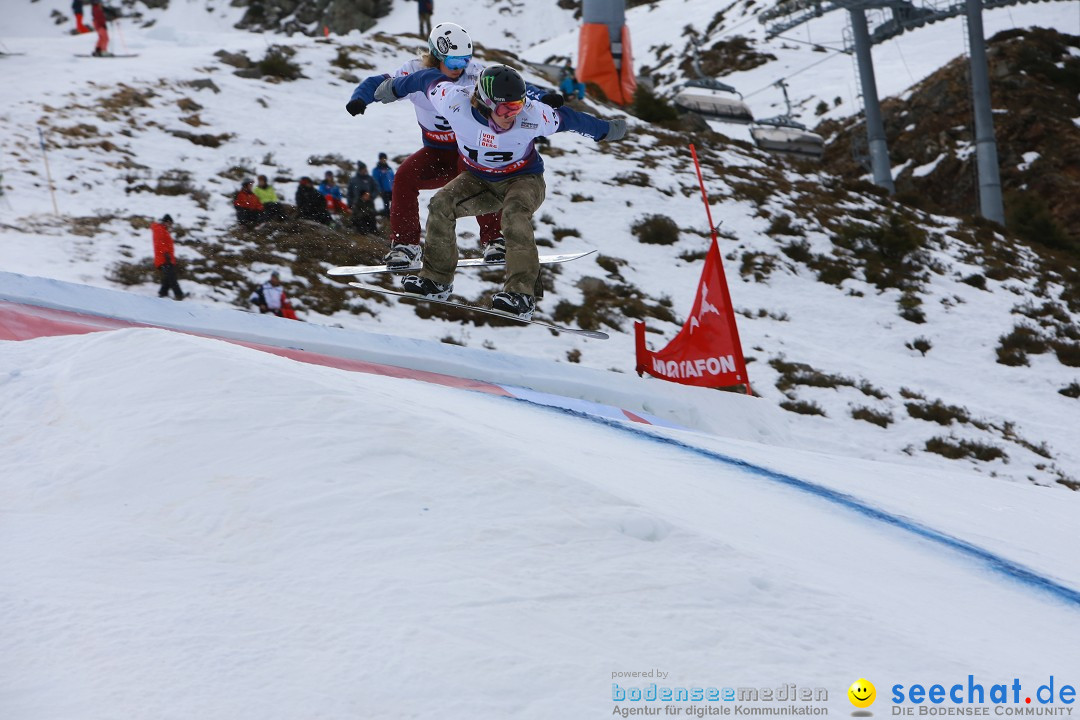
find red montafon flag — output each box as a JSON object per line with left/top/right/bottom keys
{"left": 634, "top": 237, "right": 750, "bottom": 391}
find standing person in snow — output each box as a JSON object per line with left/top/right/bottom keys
{"left": 90, "top": 0, "right": 110, "bottom": 57}
{"left": 72, "top": 0, "right": 91, "bottom": 34}
{"left": 372, "top": 64, "right": 627, "bottom": 319}
{"left": 346, "top": 22, "right": 563, "bottom": 270}
{"left": 152, "top": 214, "right": 184, "bottom": 300}
{"left": 347, "top": 162, "right": 379, "bottom": 234}
{"left": 417, "top": 0, "right": 433, "bottom": 38}
{"left": 372, "top": 152, "right": 395, "bottom": 216}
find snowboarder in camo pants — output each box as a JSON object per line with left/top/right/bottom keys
{"left": 371, "top": 64, "right": 628, "bottom": 319}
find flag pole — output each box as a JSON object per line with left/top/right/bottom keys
{"left": 689, "top": 143, "right": 752, "bottom": 396}
{"left": 38, "top": 128, "right": 59, "bottom": 216}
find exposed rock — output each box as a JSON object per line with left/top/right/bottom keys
{"left": 232, "top": 0, "right": 393, "bottom": 36}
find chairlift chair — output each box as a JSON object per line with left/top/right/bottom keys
{"left": 672, "top": 38, "right": 754, "bottom": 124}
{"left": 749, "top": 80, "right": 825, "bottom": 160}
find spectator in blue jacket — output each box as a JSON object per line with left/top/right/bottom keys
{"left": 318, "top": 170, "right": 349, "bottom": 217}
{"left": 559, "top": 64, "right": 586, "bottom": 101}
{"left": 372, "top": 153, "right": 395, "bottom": 216}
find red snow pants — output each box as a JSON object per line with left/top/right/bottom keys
{"left": 389, "top": 145, "right": 500, "bottom": 248}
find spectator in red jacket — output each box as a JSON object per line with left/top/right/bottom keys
{"left": 90, "top": 0, "right": 110, "bottom": 57}
{"left": 234, "top": 179, "right": 265, "bottom": 226}
{"left": 152, "top": 214, "right": 184, "bottom": 300}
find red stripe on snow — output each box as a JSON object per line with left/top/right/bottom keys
{"left": 0, "top": 301, "right": 139, "bottom": 340}
{"left": 0, "top": 301, "right": 512, "bottom": 396}
{"left": 621, "top": 409, "right": 653, "bottom": 425}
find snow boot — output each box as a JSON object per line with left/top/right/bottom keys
{"left": 483, "top": 237, "right": 506, "bottom": 264}
{"left": 383, "top": 244, "right": 421, "bottom": 270}
{"left": 401, "top": 275, "right": 452, "bottom": 300}
{"left": 491, "top": 291, "right": 535, "bottom": 320}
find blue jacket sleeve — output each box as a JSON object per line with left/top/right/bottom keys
{"left": 390, "top": 68, "right": 447, "bottom": 98}
{"left": 525, "top": 83, "right": 553, "bottom": 101}
{"left": 350, "top": 73, "right": 391, "bottom": 105}
{"left": 554, "top": 106, "right": 611, "bottom": 141}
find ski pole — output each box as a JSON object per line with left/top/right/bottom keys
{"left": 37, "top": 128, "right": 59, "bottom": 215}
{"left": 114, "top": 20, "right": 127, "bottom": 53}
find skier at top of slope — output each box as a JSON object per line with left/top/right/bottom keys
{"left": 368, "top": 64, "right": 628, "bottom": 320}
{"left": 346, "top": 23, "right": 564, "bottom": 270}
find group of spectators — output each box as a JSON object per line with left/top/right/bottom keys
{"left": 232, "top": 155, "right": 396, "bottom": 234}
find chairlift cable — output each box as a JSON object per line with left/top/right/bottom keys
{"left": 742, "top": 51, "right": 842, "bottom": 99}
{"left": 892, "top": 37, "right": 916, "bottom": 85}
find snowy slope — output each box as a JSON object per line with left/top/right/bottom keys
{"left": 2, "top": 282, "right": 1080, "bottom": 719}
{"left": 1, "top": 0, "right": 1079, "bottom": 495}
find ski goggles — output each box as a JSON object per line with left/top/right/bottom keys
{"left": 443, "top": 54, "right": 471, "bottom": 70}
{"left": 493, "top": 99, "right": 525, "bottom": 118}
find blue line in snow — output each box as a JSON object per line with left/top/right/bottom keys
{"left": 513, "top": 399, "right": 1080, "bottom": 609}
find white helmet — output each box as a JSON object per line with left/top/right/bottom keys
{"left": 428, "top": 22, "right": 473, "bottom": 64}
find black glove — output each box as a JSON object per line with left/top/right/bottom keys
{"left": 539, "top": 92, "right": 565, "bottom": 109}
{"left": 346, "top": 98, "right": 367, "bottom": 116}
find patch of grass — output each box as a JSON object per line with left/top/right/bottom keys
{"left": 1053, "top": 341, "right": 1080, "bottom": 367}
{"left": 552, "top": 227, "right": 581, "bottom": 242}
{"left": 925, "top": 436, "right": 1007, "bottom": 462}
{"left": 330, "top": 47, "right": 374, "bottom": 71}
{"left": 168, "top": 129, "right": 233, "bottom": 148}
{"left": 898, "top": 291, "right": 926, "bottom": 324}
{"left": 1006, "top": 189, "right": 1076, "bottom": 255}
{"left": 739, "top": 251, "right": 778, "bottom": 282}
{"left": 770, "top": 358, "right": 854, "bottom": 392}
{"left": 906, "top": 336, "right": 933, "bottom": 356}
{"left": 780, "top": 400, "right": 827, "bottom": 416}
{"left": 553, "top": 276, "right": 676, "bottom": 331}
{"left": 631, "top": 84, "right": 680, "bottom": 123}
{"left": 996, "top": 324, "right": 1048, "bottom": 366}
{"left": 831, "top": 211, "right": 931, "bottom": 291}
{"left": 613, "top": 171, "right": 651, "bottom": 188}
{"left": 107, "top": 258, "right": 157, "bottom": 286}
{"left": 596, "top": 254, "right": 627, "bottom": 279}
{"left": 960, "top": 273, "right": 987, "bottom": 290}
{"left": 767, "top": 214, "right": 805, "bottom": 237}
{"left": 1059, "top": 382, "right": 1080, "bottom": 399}
{"left": 851, "top": 406, "right": 893, "bottom": 427}
{"left": 905, "top": 399, "right": 971, "bottom": 426}
{"left": 858, "top": 381, "right": 889, "bottom": 400}
{"left": 631, "top": 214, "right": 680, "bottom": 245}
{"left": 781, "top": 239, "right": 813, "bottom": 263}
{"left": 258, "top": 46, "right": 303, "bottom": 81}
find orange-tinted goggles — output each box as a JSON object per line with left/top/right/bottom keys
{"left": 494, "top": 99, "right": 525, "bottom": 118}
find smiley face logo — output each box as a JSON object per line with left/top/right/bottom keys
{"left": 848, "top": 679, "right": 876, "bottom": 709}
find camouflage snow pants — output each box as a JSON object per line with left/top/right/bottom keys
{"left": 422, "top": 171, "right": 546, "bottom": 297}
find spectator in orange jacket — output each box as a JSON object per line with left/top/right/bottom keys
{"left": 90, "top": 0, "right": 110, "bottom": 57}
{"left": 234, "top": 179, "right": 265, "bottom": 226}
{"left": 152, "top": 214, "right": 184, "bottom": 300}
